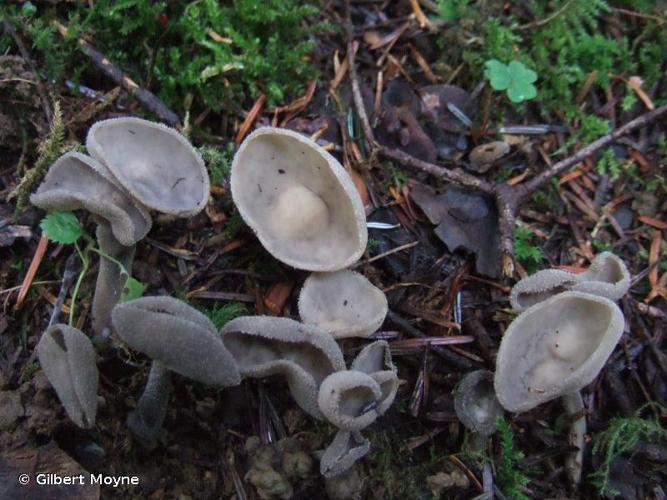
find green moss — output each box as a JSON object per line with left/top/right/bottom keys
{"left": 1, "top": 0, "right": 325, "bottom": 114}
{"left": 590, "top": 403, "right": 667, "bottom": 497}
{"left": 495, "top": 417, "right": 531, "bottom": 500}
{"left": 201, "top": 302, "right": 247, "bottom": 330}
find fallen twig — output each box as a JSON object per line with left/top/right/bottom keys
{"left": 53, "top": 21, "right": 180, "bottom": 127}
{"left": 343, "top": 0, "right": 667, "bottom": 277}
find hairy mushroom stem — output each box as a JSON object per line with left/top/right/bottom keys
{"left": 92, "top": 221, "right": 136, "bottom": 340}
{"left": 127, "top": 360, "right": 172, "bottom": 449}
{"left": 562, "top": 391, "right": 585, "bottom": 487}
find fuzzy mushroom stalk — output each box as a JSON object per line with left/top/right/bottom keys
{"left": 31, "top": 152, "right": 152, "bottom": 337}
{"left": 562, "top": 391, "right": 585, "bottom": 486}
{"left": 126, "top": 360, "right": 172, "bottom": 448}
{"left": 112, "top": 296, "right": 240, "bottom": 448}
{"left": 92, "top": 221, "right": 136, "bottom": 340}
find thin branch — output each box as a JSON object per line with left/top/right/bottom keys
{"left": 53, "top": 21, "right": 180, "bottom": 127}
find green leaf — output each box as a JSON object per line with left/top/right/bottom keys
{"left": 484, "top": 59, "right": 511, "bottom": 90}
{"left": 120, "top": 275, "right": 147, "bottom": 302}
{"left": 484, "top": 59, "right": 538, "bottom": 103}
{"left": 40, "top": 212, "right": 83, "bottom": 244}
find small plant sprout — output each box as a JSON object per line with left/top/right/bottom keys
{"left": 298, "top": 270, "right": 388, "bottom": 339}
{"left": 112, "top": 296, "right": 241, "bottom": 448}
{"left": 231, "top": 127, "right": 367, "bottom": 271}
{"left": 484, "top": 59, "right": 538, "bottom": 103}
{"left": 37, "top": 324, "right": 99, "bottom": 429}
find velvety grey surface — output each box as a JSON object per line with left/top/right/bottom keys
{"left": 318, "top": 371, "right": 382, "bottom": 431}
{"left": 126, "top": 360, "right": 171, "bottom": 449}
{"left": 87, "top": 117, "right": 209, "bottom": 217}
{"left": 30, "top": 151, "right": 152, "bottom": 246}
{"left": 319, "top": 430, "right": 370, "bottom": 479}
{"left": 510, "top": 252, "right": 631, "bottom": 311}
{"left": 231, "top": 127, "right": 367, "bottom": 271}
{"left": 298, "top": 270, "right": 388, "bottom": 338}
{"left": 350, "top": 341, "right": 398, "bottom": 415}
{"left": 453, "top": 370, "right": 503, "bottom": 437}
{"left": 36, "top": 324, "right": 99, "bottom": 428}
{"left": 220, "top": 316, "right": 345, "bottom": 419}
{"left": 112, "top": 296, "right": 240, "bottom": 387}
{"left": 494, "top": 291, "right": 624, "bottom": 413}
{"left": 92, "top": 222, "right": 135, "bottom": 337}
{"left": 510, "top": 269, "right": 579, "bottom": 312}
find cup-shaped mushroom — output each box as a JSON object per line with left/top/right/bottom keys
{"left": 86, "top": 117, "right": 209, "bottom": 217}
{"left": 231, "top": 127, "right": 367, "bottom": 271}
{"left": 454, "top": 370, "right": 503, "bottom": 437}
{"left": 494, "top": 291, "right": 624, "bottom": 413}
{"left": 318, "top": 371, "right": 382, "bottom": 431}
{"left": 36, "top": 324, "right": 99, "bottom": 429}
{"left": 111, "top": 296, "right": 241, "bottom": 386}
{"left": 509, "top": 269, "right": 578, "bottom": 312}
{"left": 320, "top": 430, "right": 370, "bottom": 479}
{"left": 573, "top": 251, "right": 630, "bottom": 301}
{"left": 220, "top": 316, "right": 346, "bottom": 419}
{"left": 298, "top": 270, "right": 388, "bottom": 338}
{"left": 30, "top": 152, "right": 152, "bottom": 246}
{"left": 351, "top": 341, "right": 398, "bottom": 414}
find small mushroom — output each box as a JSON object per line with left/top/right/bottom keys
{"left": 454, "top": 370, "right": 503, "bottom": 438}
{"left": 231, "top": 127, "right": 367, "bottom": 271}
{"left": 468, "top": 141, "right": 510, "bottom": 174}
{"left": 31, "top": 152, "right": 151, "bottom": 336}
{"left": 220, "top": 316, "right": 346, "bottom": 419}
{"left": 318, "top": 371, "right": 382, "bottom": 431}
{"left": 572, "top": 251, "right": 630, "bottom": 300}
{"left": 319, "top": 430, "right": 370, "bottom": 479}
{"left": 494, "top": 291, "right": 624, "bottom": 413}
{"left": 111, "top": 296, "right": 241, "bottom": 448}
{"left": 510, "top": 252, "right": 630, "bottom": 312}
{"left": 36, "top": 324, "right": 99, "bottom": 428}
{"left": 86, "top": 117, "right": 209, "bottom": 216}
{"left": 350, "top": 341, "right": 399, "bottom": 415}
{"left": 510, "top": 269, "right": 579, "bottom": 312}
{"left": 298, "top": 270, "right": 388, "bottom": 338}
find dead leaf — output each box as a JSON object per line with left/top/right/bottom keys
{"left": 410, "top": 183, "right": 501, "bottom": 278}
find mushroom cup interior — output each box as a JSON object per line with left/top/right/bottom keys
{"left": 222, "top": 331, "right": 336, "bottom": 385}
{"left": 495, "top": 292, "right": 623, "bottom": 412}
{"left": 510, "top": 269, "right": 578, "bottom": 312}
{"left": 299, "top": 271, "right": 388, "bottom": 338}
{"left": 231, "top": 128, "right": 366, "bottom": 270}
{"left": 454, "top": 370, "right": 502, "bottom": 436}
{"left": 87, "top": 117, "right": 208, "bottom": 216}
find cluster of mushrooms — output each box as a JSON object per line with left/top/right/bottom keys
{"left": 31, "top": 116, "right": 632, "bottom": 490}
{"left": 32, "top": 121, "right": 396, "bottom": 482}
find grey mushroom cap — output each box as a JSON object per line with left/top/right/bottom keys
{"left": 30, "top": 152, "right": 152, "bottom": 246}
{"left": 351, "top": 341, "right": 399, "bottom": 415}
{"left": 86, "top": 117, "right": 209, "bottom": 217}
{"left": 510, "top": 252, "right": 631, "bottom": 312}
{"left": 573, "top": 251, "right": 630, "bottom": 300}
{"left": 231, "top": 127, "right": 367, "bottom": 271}
{"left": 36, "top": 324, "right": 99, "bottom": 429}
{"left": 220, "top": 315, "right": 346, "bottom": 419}
{"left": 111, "top": 296, "right": 241, "bottom": 387}
{"left": 318, "top": 371, "right": 382, "bottom": 431}
{"left": 320, "top": 430, "right": 370, "bottom": 479}
{"left": 454, "top": 370, "right": 503, "bottom": 437}
{"left": 509, "top": 269, "right": 579, "bottom": 312}
{"left": 298, "top": 270, "right": 388, "bottom": 338}
{"left": 495, "top": 291, "right": 624, "bottom": 413}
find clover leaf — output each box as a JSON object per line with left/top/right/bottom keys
{"left": 40, "top": 211, "right": 83, "bottom": 244}
{"left": 484, "top": 59, "right": 538, "bottom": 103}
